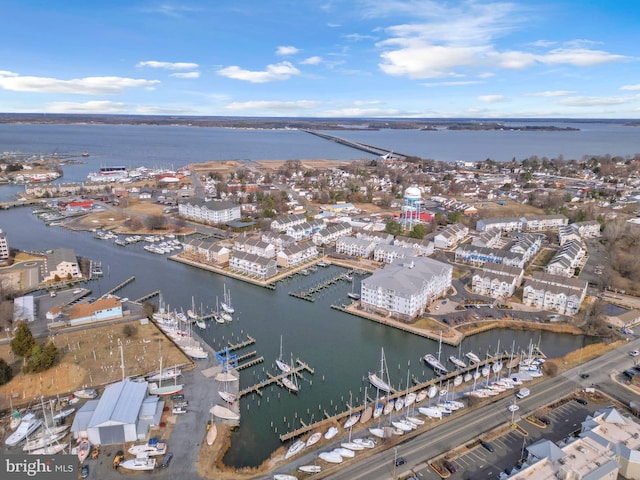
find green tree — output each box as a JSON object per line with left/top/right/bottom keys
{"left": 384, "top": 221, "right": 402, "bottom": 236}
{"left": 0, "top": 358, "right": 12, "bottom": 386}
{"left": 10, "top": 321, "right": 36, "bottom": 358}
{"left": 409, "top": 223, "right": 427, "bottom": 239}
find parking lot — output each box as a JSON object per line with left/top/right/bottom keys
{"left": 410, "top": 395, "right": 607, "bottom": 480}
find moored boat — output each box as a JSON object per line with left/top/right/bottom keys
{"left": 383, "top": 400, "right": 395, "bottom": 415}
{"left": 373, "top": 402, "right": 384, "bottom": 418}
{"left": 284, "top": 439, "right": 306, "bottom": 459}
{"left": 368, "top": 372, "right": 391, "bottom": 393}
{"left": 324, "top": 426, "right": 338, "bottom": 440}
{"left": 343, "top": 413, "right": 361, "bottom": 429}
{"left": 423, "top": 354, "right": 449, "bottom": 375}
{"left": 466, "top": 352, "right": 481, "bottom": 363}
{"left": 449, "top": 355, "right": 467, "bottom": 369}
{"left": 298, "top": 465, "right": 322, "bottom": 473}
{"left": 360, "top": 405, "right": 373, "bottom": 424}
{"left": 416, "top": 390, "right": 428, "bottom": 403}
{"left": 305, "top": 431, "right": 322, "bottom": 447}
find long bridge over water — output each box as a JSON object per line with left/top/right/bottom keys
{"left": 302, "top": 130, "right": 408, "bottom": 160}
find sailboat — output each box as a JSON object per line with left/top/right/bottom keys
{"left": 206, "top": 413, "right": 217, "bottom": 446}
{"left": 368, "top": 347, "right": 392, "bottom": 393}
{"left": 276, "top": 335, "right": 291, "bottom": 373}
{"left": 281, "top": 358, "right": 299, "bottom": 393}
{"left": 148, "top": 356, "right": 183, "bottom": 396}
{"left": 466, "top": 351, "right": 481, "bottom": 363}
{"left": 221, "top": 284, "right": 234, "bottom": 314}
{"left": 210, "top": 404, "right": 240, "bottom": 421}
{"left": 347, "top": 276, "right": 360, "bottom": 300}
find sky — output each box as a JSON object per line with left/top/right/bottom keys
{"left": 0, "top": 0, "right": 638, "bottom": 118}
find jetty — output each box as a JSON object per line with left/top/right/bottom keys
{"left": 302, "top": 130, "right": 407, "bottom": 160}
{"left": 289, "top": 270, "right": 356, "bottom": 302}
{"left": 104, "top": 276, "right": 135, "bottom": 296}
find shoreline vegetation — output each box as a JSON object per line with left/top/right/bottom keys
{"left": 0, "top": 113, "right": 598, "bottom": 131}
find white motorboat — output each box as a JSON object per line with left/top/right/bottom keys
{"left": 404, "top": 392, "right": 417, "bottom": 407}
{"left": 449, "top": 355, "right": 467, "bottom": 369}
{"left": 391, "top": 421, "right": 413, "bottom": 432}
{"left": 298, "top": 465, "right": 322, "bottom": 473}
{"left": 406, "top": 416, "right": 425, "bottom": 426}
{"left": 341, "top": 442, "right": 365, "bottom": 451}
{"left": 73, "top": 388, "right": 98, "bottom": 399}
{"left": 466, "top": 352, "right": 481, "bottom": 364}
{"left": 415, "top": 390, "right": 428, "bottom": 403}
{"left": 119, "top": 453, "right": 156, "bottom": 471}
{"left": 211, "top": 405, "right": 240, "bottom": 421}
{"left": 182, "top": 344, "right": 209, "bottom": 360}
{"left": 319, "top": 451, "right": 343, "bottom": 464}
{"left": 127, "top": 439, "right": 167, "bottom": 456}
{"left": 423, "top": 354, "right": 449, "bottom": 375}
{"left": 368, "top": 372, "right": 392, "bottom": 393}
{"left": 5, "top": 413, "right": 42, "bottom": 446}
{"left": 215, "top": 371, "right": 238, "bottom": 382}
{"left": 284, "top": 439, "right": 306, "bottom": 459}
{"left": 343, "top": 413, "right": 361, "bottom": 429}
{"left": 333, "top": 447, "right": 355, "bottom": 458}
{"left": 324, "top": 426, "right": 338, "bottom": 440}
{"left": 52, "top": 408, "right": 75, "bottom": 423}
{"left": 218, "top": 390, "right": 236, "bottom": 404}
{"left": 419, "top": 407, "right": 443, "bottom": 419}
{"left": 427, "top": 386, "right": 438, "bottom": 398}
{"left": 305, "top": 432, "right": 322, "bottom": 447}
{"left": 353, "top": 438, "right": 375, "bottom": 448}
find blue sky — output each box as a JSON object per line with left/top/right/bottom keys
{"left": 0, "top": 0, "right": 638, "bottom": 118}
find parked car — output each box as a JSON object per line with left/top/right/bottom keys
{"left": 161, "top": 452, "right": 173, "bottom": 469}
{"left": 442, "top": 460, "right": 457, "bottom": 474}
{"left": 630, "top": 350, "right": 639, "bottom": 357}
{"left": 480, "top": 441, "right": 494, "bottom": 452}
{"left": 172, "top": 406, "right": 187, "bottom": 415}
{"left": 395, "top": 457, "right": 406, "bottom": 467}
{"left": 579, "top": 373, "right": 590, "bottom": 379}
{"left": 538, "top": 416, "right": 551, "bottom": 425}
{"left": 575, "top": 397, "right": 588, "bottom": 405}
{"left": 81, "top": 465, "right": 89, "bottom": 479}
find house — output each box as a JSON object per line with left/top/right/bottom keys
{"left": 43, "top": 248, "right": 81, "bottom": 282}
{"left": 521, "top": 214, "right": 568, "bottom": 231}
{"left": 433, "top": 223, "right": 468, "bottom": 249}
{"left": 522, "top": 272, "right": 587, "bottom": 315}
{"left": 277, "top": 242, "right": 318, "bottom": 268}
{"left": 65, "top": 200, "right": 94, "bottom": 212}
{"left": 71, "top": 379, "right": 164, "bottom": 445}
{"left": 68, "top": 296, "right": 123, "bottom": 326}
{"left": 508, "top": 233, "right": 543, "bottom": 262}
{"left": 476, "top": 217, "right": 523, "bottom": 232}
{"left": 360, "top": 257, "right": 452, "bottom": 321}
{"left": 471, "top": 230, "right": 502, "bottom": 248}
{"left": 233, "top": 237, "right": 276, "bottom": 258}
{"left": 178, "top": 199, "right": 241, "bottom": 225}
{"left": 455, "top": 244, "right": 526, "bottom": 269}
{"left": 471, "top": 265, "right": 524, "bottom": 299}
{"left": 229, "top": 251, "right": 277, "bottom": 280}
{"left": 270, "top": 213, "right": 308, "bottom": 232}
{"left": 545, "top": 240, "right": 585, "bottom": 277}
{"left": 558, "top": 225, "right": 582, "bottom": 247}
{"left": 393, "top": 236, "right": 435, "bottom": 257}
{"left": 286, "top": 220, "right": 325, "bottom": 241}
{"left": 261, "top": 232, "right": 296, "bottom": 253}
{"left": 335, "top": 236, "right": 376, "bottom": 259}
{"left": 312, "top": 222, "right": 352, "bottom": 246}
{"left": 181, "top": 238, "right": 230, "bottom": 265}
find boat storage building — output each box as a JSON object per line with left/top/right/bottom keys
{"left": 71, "top": 379, "right": 164, "bottom": 445}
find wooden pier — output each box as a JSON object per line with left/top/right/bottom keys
{"left": 277, "top": 352, "right": 527, "bottom": 442}
{"left": 104, "top": 276, "right": 135, "bottom": 296}
{"left": 226, "top": 335, "right": 255, "bottom": 352}
{"left": 237, "top": 359, "right": 314, "bottom": 399}
{"left": 237, "top": 356, "right": 264, "bottom": 371}
{"left": 134, "top": 290, "right": 160, "bottom": 303}
{"left": 289, "top": 270, "right": 356, "bottom": 302}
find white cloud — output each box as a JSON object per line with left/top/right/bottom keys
{"left": 137, "top": 60, "right": 199, "bottom": 70}
{"left": 45, "top": 100, "right": 128, "bottom": 113}
{"left": 541, "top": 48, "right": 626, "bottom": 67}
{"left": 320, "top": 107, "right": 405, "bottom": 117}
{"left": 526, "top": 90, "right": 575, "bottom": 97}
{"left": 0, "top": 73, "right": 159, "bottom": 95}
{"left": 170, "top": 71, "right": 200, "bottom": 79}
{"left": 421, "top": 80, "right": 481, "bottom": 87}
{"left": 276, "top": 46, "right": 300, "bottom": 56}
{"left": 300, "top": 56, "right": 323, "bottom": 65}
{"left": 559, "top": 96, "right": 632, "bottom": 107}
{"left": 344, "top": 33, "right": 377, "bottom": 42}
{"left": 353, "top": 100, "right": 382, "bottom": 106}
{"left": 528, "top": 40, "right": 557, "bottom": 48}
{"left": 217, "top": 62, "right": 300, "bottom": 83}
{"left": 478, "top": 94, "right": 506, "bottom": 103}
{"left": 225, "top": 100, "right": 319, "bottom": 111}
{"left": 621, "top": 84, "right": 640, "bottom": 91}
{"left": 0, "top": 70, "right": 18, "bottom": 77}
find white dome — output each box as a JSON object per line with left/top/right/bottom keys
{"left": 404, "top": 186, "right": 421, "bottom": 200}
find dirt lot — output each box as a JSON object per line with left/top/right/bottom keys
{"left": 0, "top": 321, "right": 191, "bottom": 413}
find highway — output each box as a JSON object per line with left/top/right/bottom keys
{"left": 310, "top": 337, "right": 640, "bottom": 480}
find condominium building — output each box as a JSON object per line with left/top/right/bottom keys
{"left": 545, "top": 240, "right": 586, "bottom": 277}
{"left": 178, "top": 199, "right": 241, "bottom": 225}
{"left": 229, "top": 251, "right": 277, "bottom": 280}
{"left": 471, "top": 264, "right": 524, "bottom": 299}
{"left": 335, "top": 236, "right": 376, "bottom": 259}
{"left": 361, "top": 257, "right": 452, "bottom": 321}
{"left": 433, "top": 223, "right": 469, "bottom": 250}
{"left": 522, "top": 271, "right": 587, "bottom": 315}
{"left": 0, "top": 229, "right": 8, "bottom": 260}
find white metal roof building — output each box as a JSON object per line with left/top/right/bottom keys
{"left": 71, "top": 380, "right": 163, "bottom": 445}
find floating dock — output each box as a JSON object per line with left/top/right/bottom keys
{"left": 237, "top": 359, "right": 314, "bottom": 399}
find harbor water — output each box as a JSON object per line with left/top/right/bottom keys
{"left": 0, "top": 207, "right": 596, "bottom": 467}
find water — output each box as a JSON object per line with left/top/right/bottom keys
{"left": 0, "top": 207, "right": 594, "bottom": 466}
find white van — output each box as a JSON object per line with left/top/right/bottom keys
{"left": 516, "top": 388, "right": 530, "bottom": 399}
